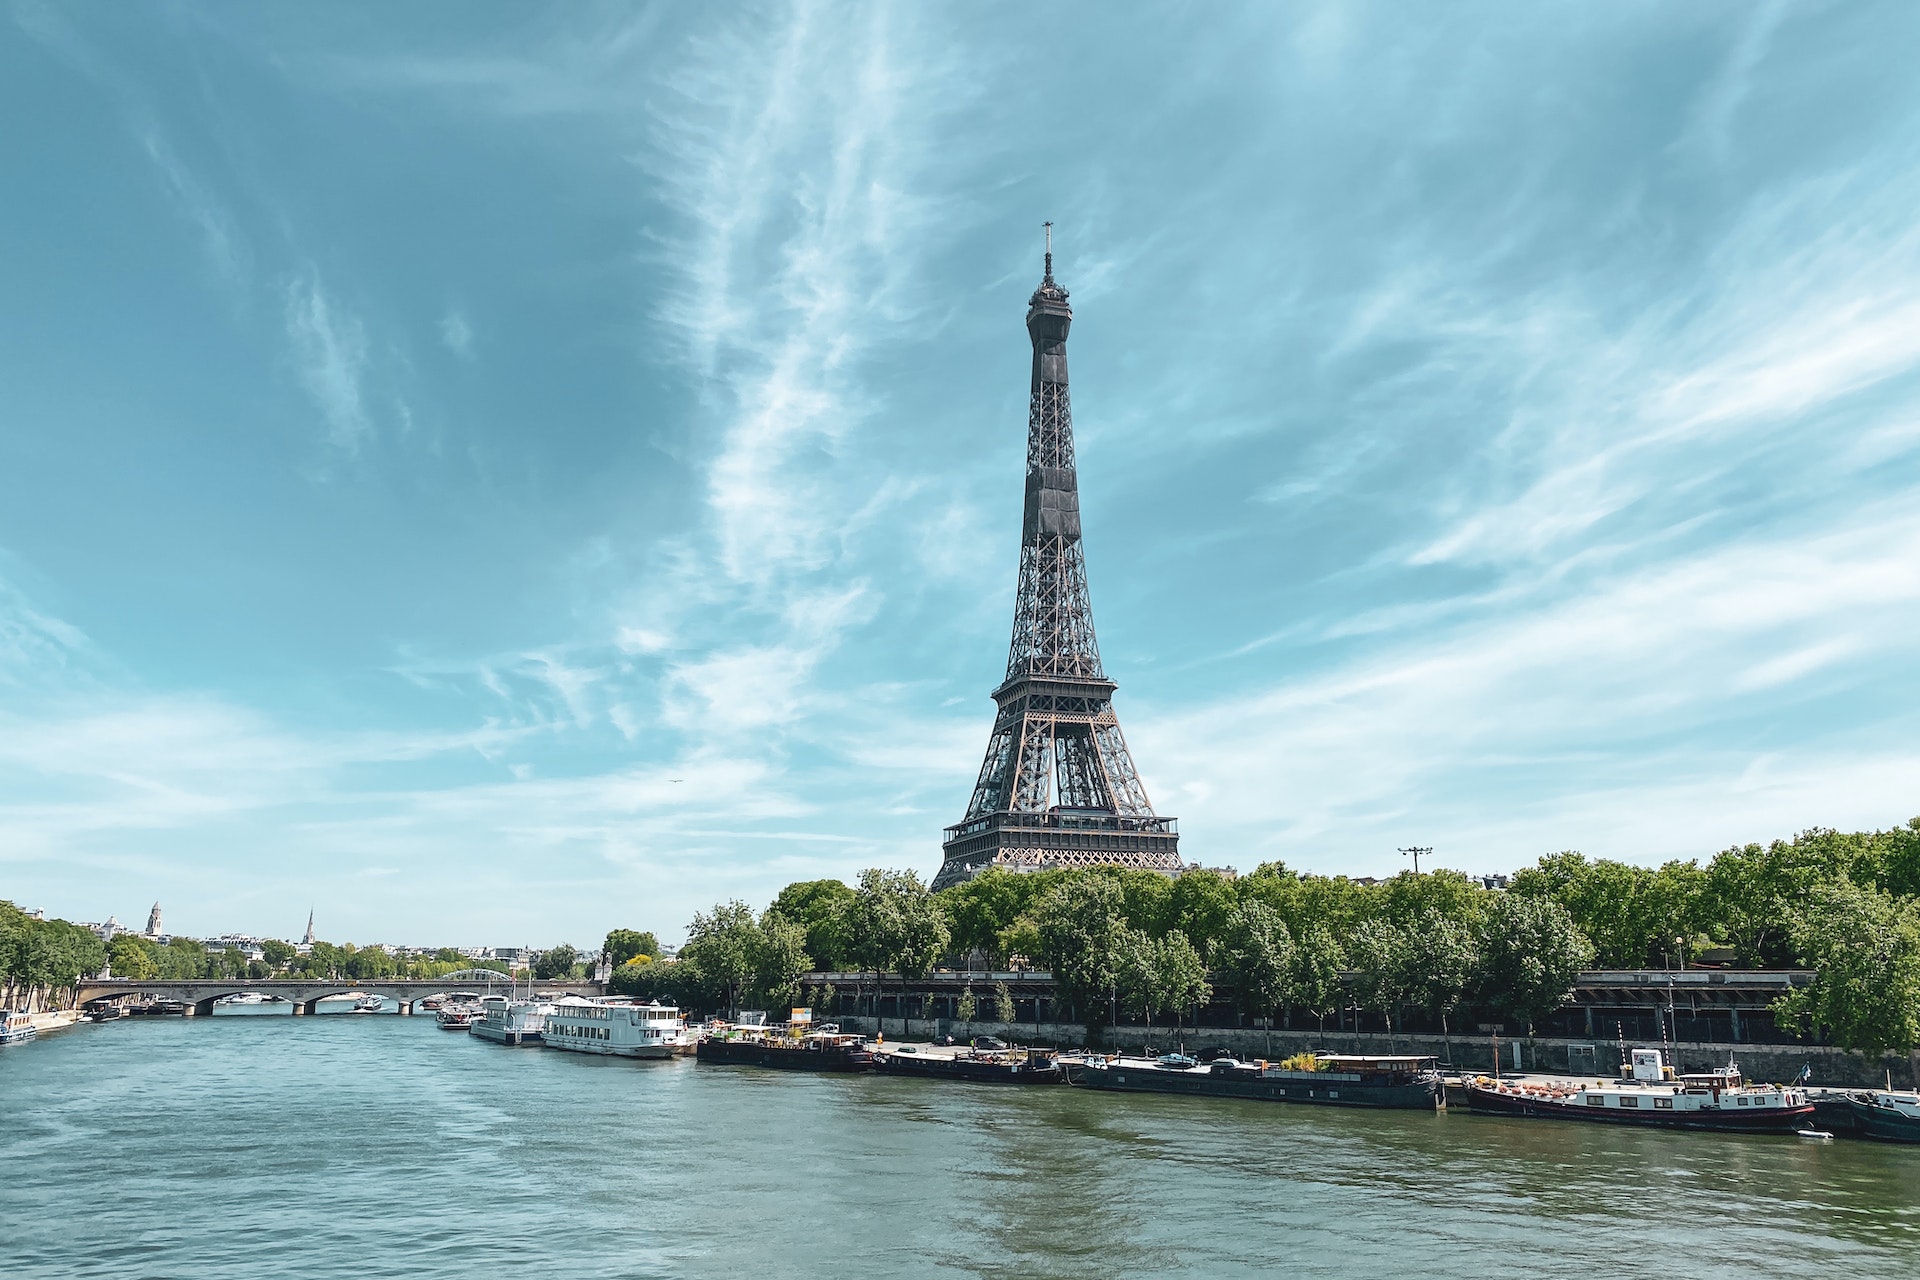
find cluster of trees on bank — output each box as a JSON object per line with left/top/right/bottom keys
{"left": 612, "top": 818, "right": 1920, "bottom": 1057}
{"left": 1, "top": 900, "right": 107, "bottom": 1012}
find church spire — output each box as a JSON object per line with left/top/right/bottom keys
{"left": 303, "top": 908, "right": 316, "bottom": 946}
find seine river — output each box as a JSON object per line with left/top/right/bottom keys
{"left": 4, "top": 1017, "right": 1917, "bottom": 1278}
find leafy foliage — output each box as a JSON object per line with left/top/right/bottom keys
{"left": 601, "top": 929, "right": 659, "bottom": 968}
{"left": 1774, "top": 879, "right": 1920, "bottom": 1056}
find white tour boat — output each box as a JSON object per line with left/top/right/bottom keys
{"left": 215, "top": 992, "right": 272, "bottom": 1007}
{"left": 543, "top": 997, "right": 688, "bottom": 1059}
{"left": 0, "top": 1009, "right": 37, "bottom": 1045}
{"left": 352, "top": 994, "right": 388, "bottom": 1014}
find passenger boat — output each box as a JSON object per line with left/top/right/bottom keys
{"left": 351, "top": 994, "right": 387, "bottom": 1014}
{"left": 1465, "top": 1048, "right": 1814, "bottom": 1133}
{"left": 84, "top": 1004, "right": 125, "bottom": 1023}
{"left": 216, "top": 992, "right": 272, "bottom": 1007}
{"left": 696, "top": 1024, "right": 874, "bottom": 1072}
{"left": 471, "top": 996, "right": 554, "bottom": 1047}
{"left": 874, "top": 1042, "right": 1061, "bottom": 1084}
{"left": 0, "top": 1010, "right": 38, "bottom": 1045}
{"left": 544, "top": 998, "right": 689, "bottom": 1059}
{"left": 1064, "top": 1051, "right": 1444, "bottom": 1110}
{"left": 437, "top": 1002, "right": 484, "bottom": 1030}
{"left": 1845, "top": 1090, "right": 1920, "bottom": 1144}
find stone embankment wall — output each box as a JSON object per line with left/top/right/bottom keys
{"left": 836, "top": 1016, "right": 1920, "bottom": 1089}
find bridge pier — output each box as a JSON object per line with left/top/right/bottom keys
{"left": 398, "top": 1001, "right": 412, "bottom": 1016}
{"left": 291, "top": 1003, "right": 305, "bottom": 1015}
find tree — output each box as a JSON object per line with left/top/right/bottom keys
{"left": 1165, "top": 869, "right": 1237, "bottom": 956}
{"left": 1510, "top": 853, "right": 1707, "bottom": 968}
{"left": 939, "top": 870, "right": 1036, "bottom": 967}
{"left": 1291, "top": 925, "right": 1345, "bottom": 1036}
{"left": 1774, "top": 878, "right": 1920, "bottom": 1056}
{"left": 1123, "top": 928, "right": 1211, "bottom": 1041}
{"left": 1473, "top": 894, "right": 1594, "bottom": 1030}
{"left": 260, "top": 939, "right": 296, "bottom": 971}
{"left": 602, "top": 929, "right": 660, "bottom": 968}
{"left": 1403, "top": 907, "right": 1477, "bottom": 1059}
{"left": 1347, "top": 918, "right": 1412, "bottom": 1046}
{"left": 680, "top": 902, "right": 759, "bottom": 1014}
{"left": 607, "top": 956, "right": 655, "bottom": 997}
{"left": 839, "top": 868, "right": 949, "bottom": 1035}
{"left": 992, "top": 979, "right": 1015, "bottom": 1025}
{"left": 1703, "top": 837, "right": 1838, "bottom": 967}
{"left": 1213, "top": 900, "right": 1295, "bottom": 1053}
{"left": 1035, "top": 874, "right": 1132, "bottom": 1038}
{"left": 748, "top": 909, "right": 811, "bottom": 1011}
{"left": 109, "top": 934, "right": 158, "bottom": 979}
{"left": 770, "top": 879, "right": 855, "bottom": 971}
{"left": 956, "top": 984, "right": 976, "bottom": 1023}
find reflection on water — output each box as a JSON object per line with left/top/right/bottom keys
{"left": 2, "top": 1018, "right": 1914, "bottom": 1279}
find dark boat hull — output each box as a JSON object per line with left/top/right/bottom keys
{"left": 874, "top": 1053, "right": 1060, "bottom": 1085}
{"left": 1846, "top": 1098, "right": 1920, "bottom": 1143}
{"left": 697, "top": 1039, "right": 874, "bottom": 1072}
{"left": 1465, "top": 1085, "right": 1815, "bottom": 1133}
{"left": 1064, "top": 1061, "right": 1442, "bottom": 1110}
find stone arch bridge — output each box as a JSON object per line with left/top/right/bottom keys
{"left": 75, "top": 974, "right": 603, "bottom": 1017}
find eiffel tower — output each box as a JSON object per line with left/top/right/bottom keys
{"left": 932, "top": 228, "right": 1181, "bottom": 892}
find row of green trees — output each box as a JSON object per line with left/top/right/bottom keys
{"left": 1, "top": 901, "right": 107, "bottom": 1012}
{"left": 609, "top": 817, "right": 1920, "bottom": 1056}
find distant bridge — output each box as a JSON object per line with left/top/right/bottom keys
{"left": 74, "top": 975, "right": 603, "bottom": 1017}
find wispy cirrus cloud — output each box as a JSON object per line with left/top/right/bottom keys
{"left": 284, "top": 270, "right": 375, "bottom": 455}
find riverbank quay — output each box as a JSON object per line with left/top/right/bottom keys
{"left": 25, "top": 1010, "right": 80, "bottom": 1034}
{"left": 827, "top": 1015, "right": 1918, "bottom": 1089}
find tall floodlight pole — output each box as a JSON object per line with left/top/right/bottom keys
{"left": 932, "top": 227, "right": 1181, "bottom": 891}
{"left": 1399, "top": 846, "right": 1432, "bottom": 874}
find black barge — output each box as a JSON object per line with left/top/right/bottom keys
{"left": 696, "top": 1030, "right": 875, "bottom": 1073}
{"left": 874, "top": 1045, "right": 1061, "bottom": 1085}
{"left": 1064, "top": 1052, "right": 1444, "bottom": 1110}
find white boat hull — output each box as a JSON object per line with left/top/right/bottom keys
{"left": 544, "top": 1040, "right": 675, "bottom": 1059}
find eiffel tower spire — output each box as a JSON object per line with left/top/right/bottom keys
{"left": 932, "top": 231, "right": 1181, "bottom": 891}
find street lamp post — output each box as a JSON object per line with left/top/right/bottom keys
{"left": 1398, "top": 846, "right": 1433, "bottom": 875}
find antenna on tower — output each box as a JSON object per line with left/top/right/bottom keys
{"left": 1043, "top": 220, "right": 1053, "bottom": 280}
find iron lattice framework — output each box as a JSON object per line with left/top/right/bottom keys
{"left": 932, "top": 238, "right": 1181, "bottom": 892}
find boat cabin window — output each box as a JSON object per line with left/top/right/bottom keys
{"left": 1619, "top": 1096, "right": 1639, "bottom": 1108}
{"left": 1654, "top": 1098, "right": 1672, "bottom": 1109}
{"left": 1587, "top": 1095, "right": 1605, "bottom": 1106}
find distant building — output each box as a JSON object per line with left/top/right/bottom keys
{"left": 1476, "top": 873, "right": 1510, "bottom": 891}
{"left": 145, "top": 902, "right": 164, "bottom": 938}
{"left": 85, "top": 915, "right": 124, "bottom": 941}
{"left": 303, "top": 909, "right": 316, "bottom": 945}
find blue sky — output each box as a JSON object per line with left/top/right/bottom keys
{"left": 4, "top": 2, "right": 1919, "bottom": 947}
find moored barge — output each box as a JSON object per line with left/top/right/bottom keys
{"left": 697, "top": 1027, "right": 875, "bottom": 1072}
{"left": 1844, "top": 1090, "right": 1920, "bottom": 1143}
{"left": 1064, "top": 1051, "right": 1444, "bottom": 1110}
{"left": 1465, "top": 1048, "right": 1814, "bottom": 1133}
{"left": 874, "top": 1043, "right": 1061, "bottom": 1084}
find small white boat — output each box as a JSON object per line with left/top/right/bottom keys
{"left": 471, "top": 997, "right": 554, "bottom": 1047}
{"left": 1797, "top": 1129, "right": 1835, "bottom": 1141}
{"left": 352, "top": 994, "right": 387, "bottom": 1014}
{"left": 216, "top": 992, "right": 272, "bottom": 1007}
{"left": 0, "top": 1010, "right": 37, "bottom": 1045}
{"left": 437, "top": 1004, "right": 482, "bottom": 1030}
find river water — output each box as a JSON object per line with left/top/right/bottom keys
{"left": 4, "top": 1016, "right": 1916, "bottom": 1279}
